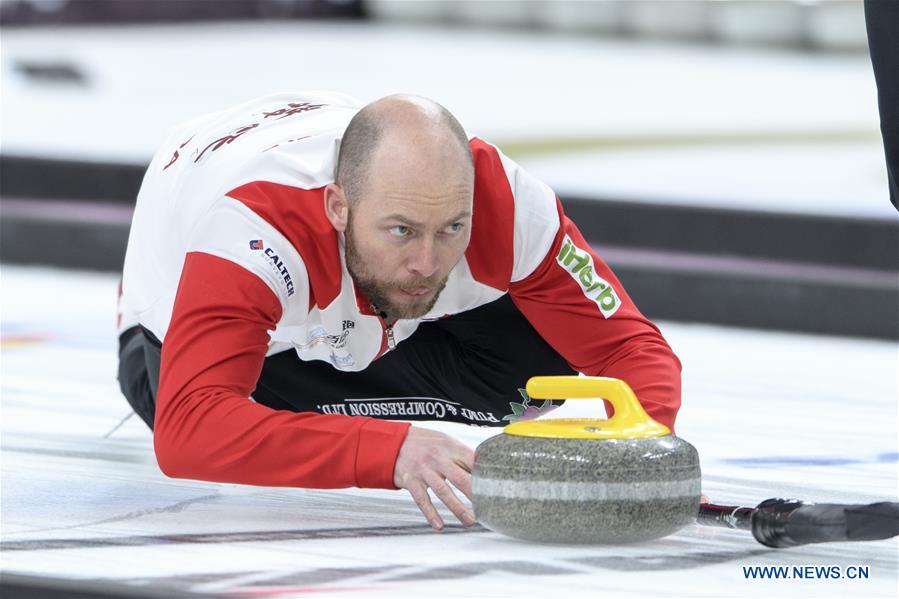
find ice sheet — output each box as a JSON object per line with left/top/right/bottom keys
{"left": 1, "top": 265, "right": 897, "bottom": 598}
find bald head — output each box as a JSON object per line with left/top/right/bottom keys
{"left": 336, "top": 95, "right": 474, "bottom": 205}
{"left": 325, "top": 96, "right": 475, "bottom": 320}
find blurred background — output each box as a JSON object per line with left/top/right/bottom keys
{"left": 1, "top": 0, "right": 896, "bottom": 339}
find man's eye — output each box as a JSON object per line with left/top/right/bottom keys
{"left": 445, "top": 223, "right": 464, "bottom": 234}
{"left": 389, "top": 225, "right": 410, "bottom": 237}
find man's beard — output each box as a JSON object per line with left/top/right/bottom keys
{"left": 344, "top": 218, "right": 448, "bottom": 320}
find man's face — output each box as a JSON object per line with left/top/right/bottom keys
{"left": 343, "top": 166, "right": 473, "bottom": 320}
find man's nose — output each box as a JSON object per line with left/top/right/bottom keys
{"left": 407, "top": 239, "right": 439, "bottom": 279}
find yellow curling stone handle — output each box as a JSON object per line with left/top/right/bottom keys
{"left": 504, "top": 376, "right": 670, "bottom": 440}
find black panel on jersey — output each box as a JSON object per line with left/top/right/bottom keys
{"left": 118, "top": 295, "right": 574, "bottom": 430}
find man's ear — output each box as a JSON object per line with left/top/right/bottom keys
{"left": 324, "top": 183, "right": 349, "bottom": 232}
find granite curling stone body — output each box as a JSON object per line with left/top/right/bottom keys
{"left": 472, "top": 376, "right": 701, "bottom": 544}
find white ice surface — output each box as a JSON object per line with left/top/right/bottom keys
{"left": 1, "top": 265, "right": 897, "bottom": 598}
{"left": 1, "top": 21, "right": 894, "bottom": 219}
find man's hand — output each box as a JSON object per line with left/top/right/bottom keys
{"left": 393, "top": 426, "right": 476, "bottom": 530}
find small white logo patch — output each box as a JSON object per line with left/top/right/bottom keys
{"left": 556, "top": 234, "right": 621, "bottom": 318}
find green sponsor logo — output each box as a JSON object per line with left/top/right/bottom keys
{"left": 556, "top": 234, "right": 621, "bottom": 318}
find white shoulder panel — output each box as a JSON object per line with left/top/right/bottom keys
{"left": 186, "top": 197, "right": 310, "bottom": 325}
{"left": 496, "top": 149, "right": 562, "bottom": 282}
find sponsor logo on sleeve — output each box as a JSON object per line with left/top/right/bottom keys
{"left": 264, "top": 247, "right": 295, "bottom": 297}
{"left": 556, "top": 234, "right": 620, "bottom": 318}
{"left": 248, "top": 239, "right": 294, "bottom": 297}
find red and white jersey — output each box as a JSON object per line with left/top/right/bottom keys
{"left": 126, "top": 91, "right": 560, "bottom": 369}
{"left": 121, "top": 92, "right": 681, "bottom": 491}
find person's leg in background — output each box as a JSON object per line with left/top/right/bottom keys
{"left": 865, "top": 0, "right": 899, "bottom": 210}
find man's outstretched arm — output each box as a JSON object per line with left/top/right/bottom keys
{"left": 154, "top": 251, "right": 411, "bottom": 489}
{"left": 155, "top": 251, "right": 476, "bottom": 529}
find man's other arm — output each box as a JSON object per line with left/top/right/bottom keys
{"left": 508, "top": 204, "right": 682, "bottom": 430}
{"left": 472, "top": 139, "right": 682, "bottom": 430}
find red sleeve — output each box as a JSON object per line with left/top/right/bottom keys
{"left": 508, "top": 201, "right": 682, "bottom": 431}
{"left": 153, "top": 251, "right": 410, "bottom": 489}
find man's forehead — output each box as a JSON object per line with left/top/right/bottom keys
{"left": 368, "top": 187, "right": 472, "bottom": 220}
{"left": 355, "top": 125, "right": 475, "bottom": 219}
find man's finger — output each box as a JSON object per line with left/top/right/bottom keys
{"left": 445, "top": 465, "right": 474, "bottom": 503}
{"left": 453, "top": 448, "right": 476, "bottom": 473}
{"left": 408, "top": 484, "right": 444, "bottom": 530}
{"left": 427, "top": 474, "right": 475, "bottom": 527}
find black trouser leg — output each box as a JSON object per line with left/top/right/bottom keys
{"left": 865, "top": 0, "right": 899, "bottom": 210}
{"left": 116, "top": 326, "right": 162, "bottom": 431}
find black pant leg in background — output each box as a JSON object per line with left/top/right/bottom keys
{"left": 865, "top": 0, "right": 899, "bottom": 210}
{"left": 117, "top": 295, "right": 575, "bottom": 430}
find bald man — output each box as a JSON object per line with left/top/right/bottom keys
{"left": 117, "top": 91, "right": 682, "bottom": 530}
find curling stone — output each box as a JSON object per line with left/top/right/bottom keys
{"left": 472, "top": 376, "right": 701, "bottom": 544}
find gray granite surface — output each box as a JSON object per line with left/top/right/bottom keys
{"left": 472, "top": 433, "right": 701, "bottom": 544}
